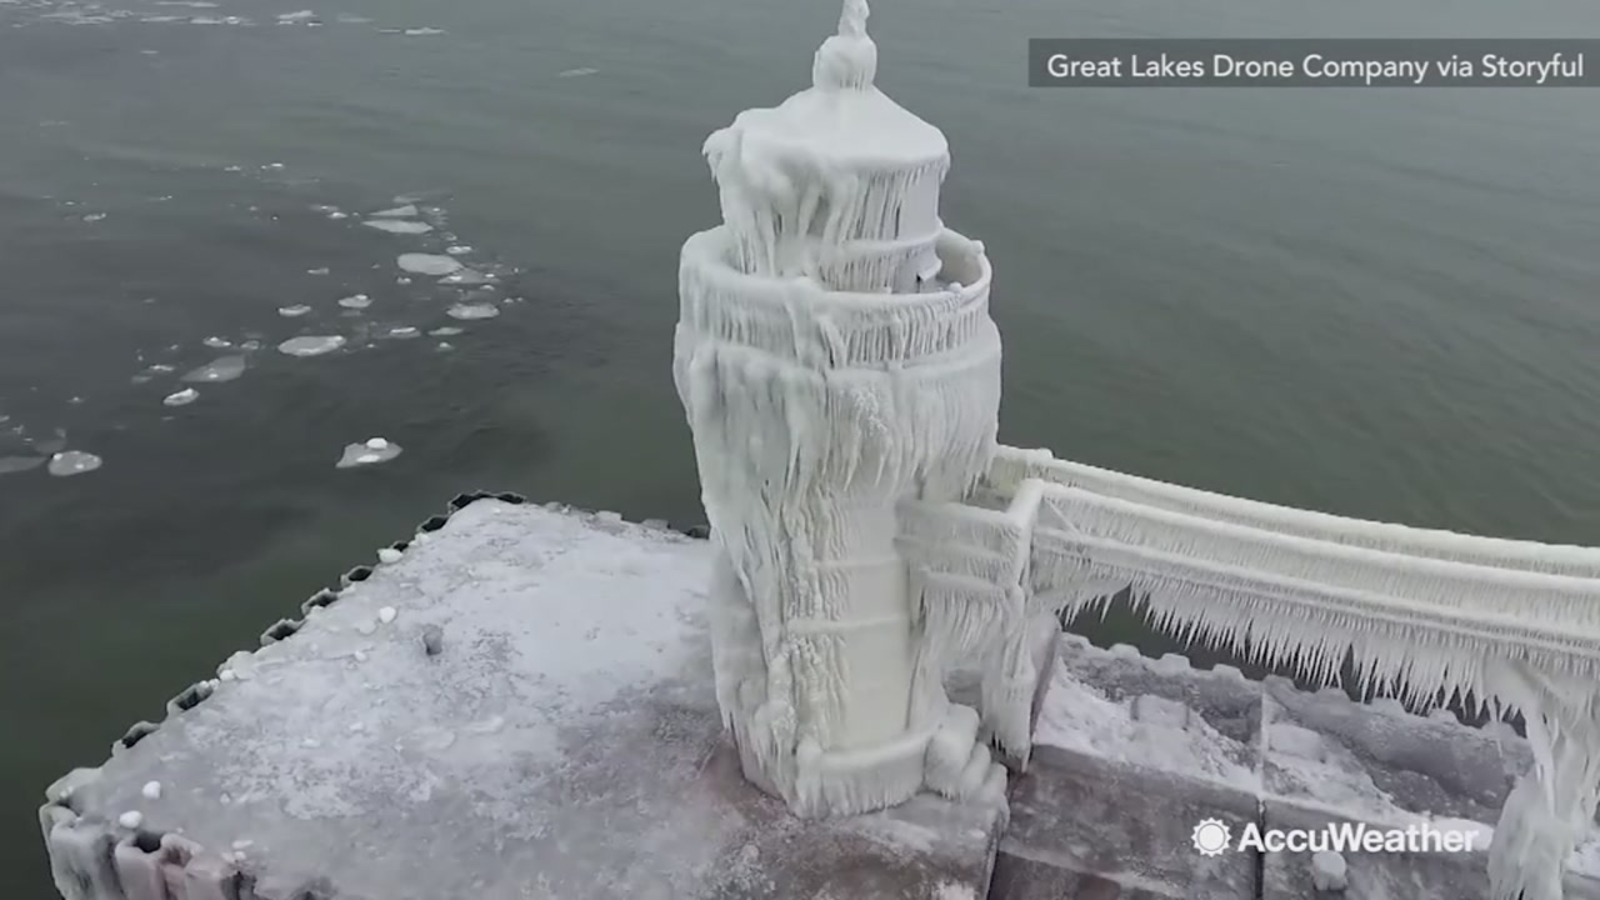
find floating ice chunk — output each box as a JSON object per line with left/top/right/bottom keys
{"left": 429, "top": 326, "right": 464, "bottom": 336}
{"left": 278, "top": 336, "right": 346, "bottom": 357}
{"left": 401, "top": 26, "right": 444, "bottom": 36}
{"left": 181, "top": 355, "right": 246, "bottom": 383}
{"left": 163, "top": 388, "right": 200, "bottom": 407}
{"left": 378, "top": 606, "right": 397, "bottom": 624}
{"left": 329, "top": 211, "right": 349, "bottom": 220}
{"left": 142, "top": 781, "right": 162, "bottom": 800}
{"left": 439, "top": 268, "right": 490, "bottom": 286}
{"left": 436, "top": 342, "right": 454, "bottom": 352}
{"left": 0, "top": 456, "right": 45, "bottom": 476}
{"left": 378, "top": 547, "right": 402, "bottom": 564}
{"left": 446, "top": 303, "right": 499, "bottom": 321}
{"left": 118, "top": 811, "right": 143, "bottom": 829}
{"left": 366, "top": 437, "right": 389, "bottom": 450}
{"left": 337, "top": 294, "right": 372, "bottom": 309}
{"left": 363, "top": 219, "right": 432, "bottom": 235}
{"left": 397, "top": 253, "right": 461, "bottom": 276}
{"left": 202, "top": 336, "right": 231, "bottom": 349}
{"left": 306, "top": 266, "right": 329, "bottom": 275}
{"left": 385, "top": 326, "right": 420, "bottom": 339}
{"left": 370, "top": 204, "right": 418, "bottom": 218}
{"left": 276, "top": 10, "right": 314, "bottom": 21}
{"left": 82, "top": 213, "right": 107, "bottom": 222}
{"left": 558, "top": 67, "right": 599, "bottom": 78}
{"left": 278, "top": 305, "right": 313, "bottom": 318}
{"left": 445, "top": 245, "right": 472, "bottom": 256}
{"left": 336, "top": 440, "right": 402, "bottom": 469}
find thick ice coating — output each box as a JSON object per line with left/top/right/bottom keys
{"left": 674, "top": 0, "right": 1007, "bottom": 818}
{"left": 701, "top": 0, "right": 947, "bottom": 295}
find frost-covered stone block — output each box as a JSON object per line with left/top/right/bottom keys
{"left": 1001, "top": 744, "right": 1258, "bottom": 898}
{"left": 1268, "top": 723, "right": 1327, "bottom": 763}
{"left": 113, "top": 836, "right": 169, "bottom": 900}
{"left": 1133, "top": 693, "right": 1192, "bottom": 729}
{"left": 1261, "top": 800, "right": 1494, "bottom": 900}
{"left": 989, "top": 853, "right": 1182, "bottom": 899}
{"left": 1047, "top": 636, "right": 1264, "bottom": 775}
{"left": 46, "top": 817, "right": 121, "bottom": 900}
{"left": 1263, "top": 679, "right": 1525, "bottom": 826}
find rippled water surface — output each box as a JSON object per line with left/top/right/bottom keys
{"left": 4, "top": 0, "right": 1600, "bottom": 892}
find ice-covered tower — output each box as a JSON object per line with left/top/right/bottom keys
{"left": 674, "top": 0, "right": 1007, "bottom": 816}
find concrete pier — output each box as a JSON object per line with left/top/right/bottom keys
{"left": 39, "top": 492, "right": 1600, "bottom": 899}
{"left": 40, "top": 496, "right": 1006, "bottom": 900}
{"left": 1000, "top": 633, "right": 1600, "bottom": 899}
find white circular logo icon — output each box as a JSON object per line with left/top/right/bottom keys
{"left": 1192, "top": 818, "right": 1232, "bottom": 856}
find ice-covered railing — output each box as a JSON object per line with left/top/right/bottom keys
{"left": 989, "top": 445, "right": 1600, "bottom": 578}
{"left": 968, "top": 447, "right": 1600, "bottom": 900}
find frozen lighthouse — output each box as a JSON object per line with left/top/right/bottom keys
{"left": 674, "top": 0, "right": 1011, "bottom": 816}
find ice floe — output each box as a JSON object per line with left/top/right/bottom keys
{"left": 439, "top": 268, "right": 491, "bottom": 286}
{"left": 400, "top": 26, "right": 444, "bottom": 36}
{"left": 276, "top": 10, "right": 315, "bottom": 22}
{"left": 0, "top": 456, "right": 46, "bottom": 476}
{"left": 397, "top": 253, "right": 461, "bottom": 276}
{"left": 445, "top": 245, "right": 472, "bottom": 256}
{"left": 202, "top": 336, "right": 232, "bottom": 349}
{"left": 278, "top": 336, "right": 346, "bottom": 357}
{"left": 558, "top": 67, "right": 599, "bottom": 78}
{"left": 385, "top": 326, "right": 420, "bottom": 339}
{"left": 48, "top": 451, "right": 102, "bottom": 477}
{"left": 163, "top": 388, "right": 200, "bottom": 407}
{"left": 278, "top": 305, "right": 313, "bottom": 318}
{"left": 429, "top": 326, "right": 465, "bottom": 337}
{"left": 181, "top": 355, "right": 247, "bottom": 383}
{"left": 337, "top": 294, "right": 372, "bottom": 310}
{"left": 371, "top": 204, "right": 419, "bottom": 218}
{"left": 446, "top": 303, "right": 499, "bottom": 321}
{"left": 364, "top": 219, "right": 433, "bottom": 235}
{"left": 336, "top": 438, "right": 402, "bottom": 469}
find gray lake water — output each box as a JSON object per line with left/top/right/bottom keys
{"left": 4, "top": 0, "right": 1600, "bottom": 893}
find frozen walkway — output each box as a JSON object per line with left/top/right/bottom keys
{"left": 40, "top": 497, "right": 1005, "bottom": 900}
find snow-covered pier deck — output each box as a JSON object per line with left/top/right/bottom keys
{"left": 38, "top": 492, "right": 1600, "bottom": 899}
{"left": 40, "top": 497, "right": 1007, "bottom": 900}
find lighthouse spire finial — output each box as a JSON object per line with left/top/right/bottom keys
{"left": 839, "top": 0, "right": 869, "bottom": 37}
{"left": 813, "top": 0, "right": 877, "bottom": 90}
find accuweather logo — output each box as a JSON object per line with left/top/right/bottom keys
{"left": 1190, "top": 818, "right": 1480, "bottom": 855}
